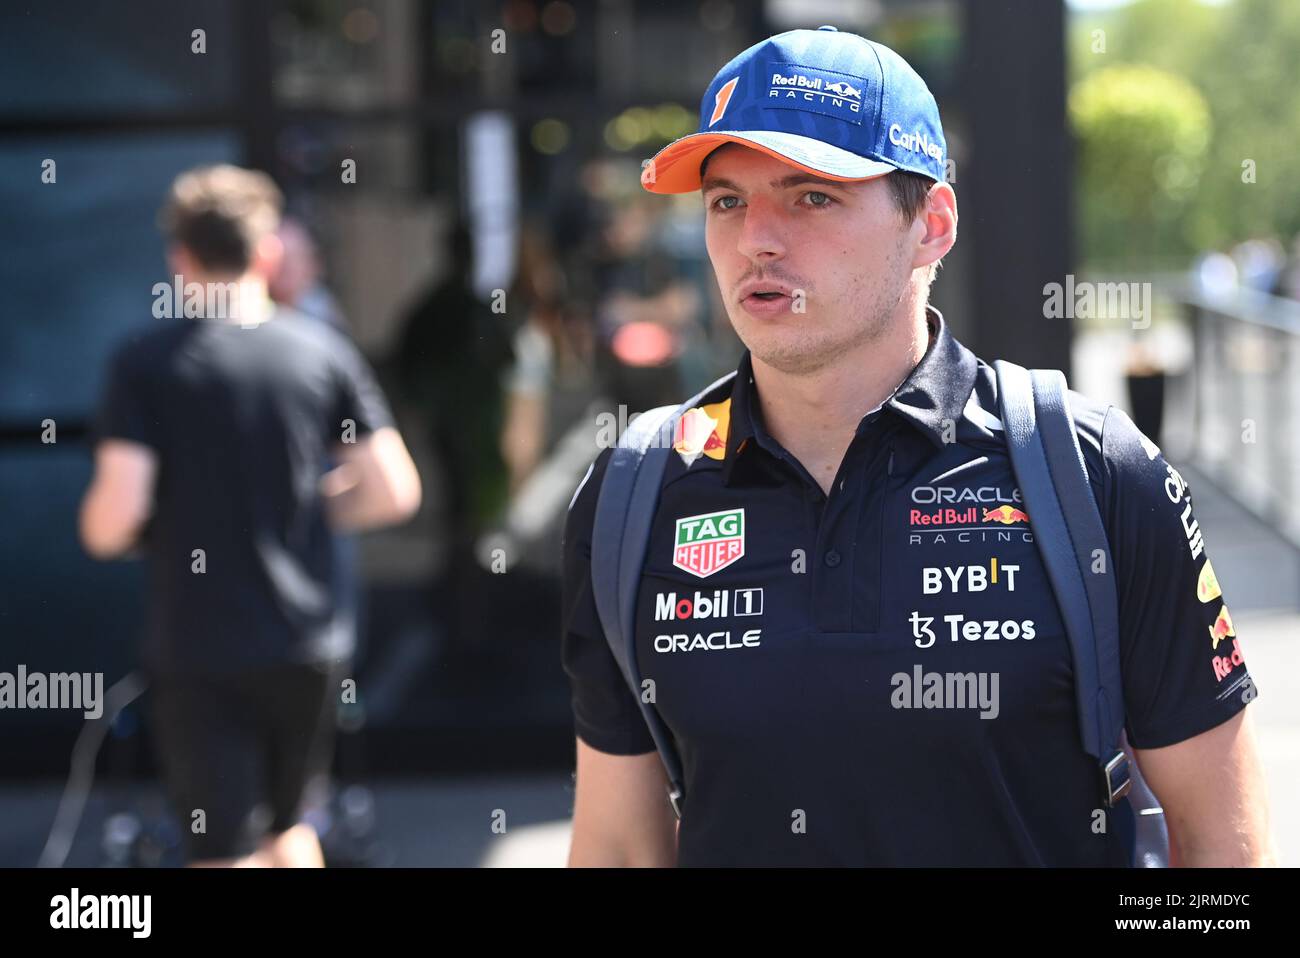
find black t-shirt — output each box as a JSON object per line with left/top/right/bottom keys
{"left": 561, "top": 306, "right": 1258, "bottom": 866}
{"left": 95, "top": 307, "right": 393, "bottom": 677}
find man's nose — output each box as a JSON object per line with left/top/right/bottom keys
{"left": 736, "top": 197, "right": 788, "bottom": 262}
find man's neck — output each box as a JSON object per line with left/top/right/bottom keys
{"left": 184, "top": 273, "right": 274, "bottom": 326}
{"left": 751, "top": 304, "right": 931, "bottom": 496}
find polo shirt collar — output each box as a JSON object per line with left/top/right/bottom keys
{"left": 719, "top": 305, "right": 979, "bottom": 487}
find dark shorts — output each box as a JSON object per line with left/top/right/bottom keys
{"left": 148, "top": 659, "right": 343, "bottom": 862}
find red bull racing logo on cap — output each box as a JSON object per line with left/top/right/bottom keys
{"left": 674, "top": 508, "right": 745, "bottom": 578}
{"left": 767, "top": 63, "right": 867, "bottom": 124}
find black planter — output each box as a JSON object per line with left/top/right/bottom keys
{"left": 1125, "top": 372, "right": 1166, "bottom": 446}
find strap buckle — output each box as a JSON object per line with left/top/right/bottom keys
{"left": 667, "top": 782, "right": 684, "bottom": 820}
{"left": 1102, "top": 749, "right": 1132, "bottom": 808}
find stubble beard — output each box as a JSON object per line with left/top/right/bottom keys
{"left": 735, "top": 243, "right": 915, "bottom": 377}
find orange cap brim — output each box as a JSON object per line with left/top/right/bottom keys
{"left": 641, "top": 131, "right": 896, "bottom": 194}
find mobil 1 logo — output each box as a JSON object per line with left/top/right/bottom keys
{"left": 655, "top": 587, "right": 764, "bottom": 622}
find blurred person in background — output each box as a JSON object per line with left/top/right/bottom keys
{"left": 1191, "top": 247, "right": 1239, "bottom": 300}
{"left": 1269, "top": 233, "right": 1300, "bottom": 302}
{"left": 591, "top": 196, "right": 700, "bottom": 414}
{"left": 1230, "top": 237, "right": 1284, "bottom": 294}
{"left": 393, "top": 219, "right": 514, "bottom": 647}
{"left": 268, "top": 215, "right": 349, "bottom": 333}
{"left": 269, "top": 210, "right": 364, "bottom": 849}
{"left": 79, "top": 164, "right": 421, "bottom": 867}
{"left": 500, "top": 221, "right": 595, "bottom": 494}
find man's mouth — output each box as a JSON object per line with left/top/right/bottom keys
{"left": 739, "top": 283, "right": 796, "bottom": 316}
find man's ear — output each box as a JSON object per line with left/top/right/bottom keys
{"left": 166, "top": 244, "right": 192, "bottom": 279}
{"left": 912, "top": 180, "right": 957, "bottom": 273}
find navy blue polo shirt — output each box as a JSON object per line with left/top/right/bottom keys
{"left": 561, "top": 306, "right": 1258, "bottom": 866}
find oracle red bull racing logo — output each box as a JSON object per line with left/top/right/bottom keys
{"left": 908, "top": 487, "right": 1029, "bottom": 528}
{"left": 907, "top": 484, "right": 1034, "bottom": 545}
{"left": 673, "top": 508, "right": 745, "bottom": 578}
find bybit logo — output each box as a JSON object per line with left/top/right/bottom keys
{"left": 922, "top": 559, "right": 1019, "bottom": 594}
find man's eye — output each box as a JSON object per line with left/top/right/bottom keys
{"left": 712, "top": 195, "right": 742, "bottom": 211}
{"left": 805, "top": 191, "right": 833, "bottom": 207}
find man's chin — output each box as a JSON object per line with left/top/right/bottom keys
{"left": 742, "top": 333, "right": 842, "bottom": 376}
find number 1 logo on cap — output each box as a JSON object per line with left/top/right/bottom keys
{"left": 709, "top": 77, "right": 739, "bottom": 127}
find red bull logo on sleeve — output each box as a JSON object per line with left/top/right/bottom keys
{"left": 673, "top": 400, "right": 730, "bottom": 468}
{"left": 1211, "top": 637, "right": 1245, "bottom": 682}
{"left": 1197, "top": 560, "right": 1222, "bottom": 604}
{"left": 1208, "top": 603, "right": 1235, "bottom": 650}
{"left": 673, "top": 508, "right": 745, "bottom": 578}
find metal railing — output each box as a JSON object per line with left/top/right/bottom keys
{"left": 1178, "top": 282, "right": 1300, "bottom": 549}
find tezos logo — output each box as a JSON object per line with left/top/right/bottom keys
{"left": 673, "top": 508, "right": 744, "bottom": 578}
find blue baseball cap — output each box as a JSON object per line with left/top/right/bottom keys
{"left": 642, "top": 25, "right": 946, "bottom": 194}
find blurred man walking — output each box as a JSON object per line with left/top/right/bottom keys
{"left": 80, "top": 165, "right": 421, "bottom": 867}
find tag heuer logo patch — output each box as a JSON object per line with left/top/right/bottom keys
{"left": 673, "top": 508, "right": 744, "bottom": 578}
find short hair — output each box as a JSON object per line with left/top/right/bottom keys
{"left": 886, "top": 170, "right": 937, "bottom": 225}
{"left": 698, "top": 147, "right": 934, "bottom": 224}
{"left": 158, "top": 165, "right": 283, "bottom": 273}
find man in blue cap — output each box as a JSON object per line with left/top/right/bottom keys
{"left": 562, "top": 27, "right": 1275, "bottom": 866}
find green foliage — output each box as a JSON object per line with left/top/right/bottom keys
{"left": 1069, "top": 0, "right": 1300, "bottom": 270}
{"left": 1070, "top": 65, "right": 1209, "bottom": 266}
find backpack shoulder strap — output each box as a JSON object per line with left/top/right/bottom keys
{"left": 589, "top": 371, "right": 738, "bottom": 819}
{"left": 993, "top": 359, "right": 1130, "bottom": 807}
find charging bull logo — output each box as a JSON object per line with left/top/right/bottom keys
{"left": 1208, "top": 603, "right": 1235, "bottom": 650}
{"left": 673, "top": 400, "right": 730, "bottom": 467}
{"left": 822, "top": 81, "right": 861, "bottom": 100}
{"left": 982, "top": 505, "right": 1030, "bottom": 525}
